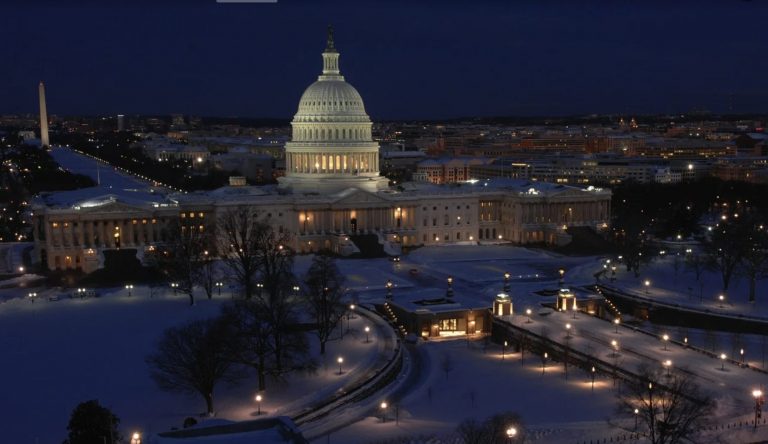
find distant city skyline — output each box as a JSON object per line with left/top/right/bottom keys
{"left": 2, "top": 0, "right": 768, "bottom": 120}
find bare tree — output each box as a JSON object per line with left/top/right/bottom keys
{"left": 738, "top": 223, "right": 768, "bottom": 303}
{"left": 617, "top": 365, "right": 714, "bottom": 444}
{"left": 303, "top": 254, "right": 347, "bottom": 354}
{"left": 704, "top": 219, "right": 748, "bottom": 294}
{"left": 158, "top": 225, "right": 213, "bottom": 306}
{"left": 218, "top": 207, "right": 266, "bottom": 300}
{"left": 197, "top": 249, "right": 219, "bottom": 300}
{"left": 145, "top": 318, "right": 243, "bottom": 416}
{"left": 219, "top": 300, "right": 273, "bottom": 392}
{"left": 253, "top": 226, "right": 295, "bottom": 373}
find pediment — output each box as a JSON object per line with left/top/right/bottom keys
{"left": 331, "top": 188, "right": 391, "bottom": 205}
{"left": 76, "top": 200, "right": 151, "bottom": 214}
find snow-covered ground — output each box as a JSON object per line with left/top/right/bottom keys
{"left": 608, "top": 253, "right": 768, "bottom": 319}
{"left": 0, "top": 287, "right": 384, "bottom": 444}
{"left": 1, "top": 244, "right": 766, "bottom": 443}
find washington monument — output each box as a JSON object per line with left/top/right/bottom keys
{"left": 38, "top": 81, "right": 49, "bottom": 148}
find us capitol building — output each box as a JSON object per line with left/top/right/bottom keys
{"left": 32, "top": 30, "right": 611, "bottom": 272}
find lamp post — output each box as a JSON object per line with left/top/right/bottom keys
{"left": 663, "top": 359, "right": 672, "bottom": 377}
{"left": 525, "top": 308, "right": 532, "bottom": 323}
{"left": 718, "top": 294, "right": 725, "bottom": 308}
{"left": 446, "top": 275, "right": 454, "bottom": 298}
{"left": 542, "top": 352, "right": 548, "bottom": 374}
{"left": 506, "top": 426, "right": 517, "bottom": 443}
{"left": 28, "top": 292, "right": 37, "bottom": 303}
{"left": 503, "top": 272, "right": 511, "bottom": 293}
{"left": 364, "top": 326, "right": 370, "bottom": 343}
{"left": 256, "top": 282, "right": 263, "bottom": 298}
{"left": 337, "top": 356, "right": 344, "bottom": 375}
{"left": 565, "top": 323, "right": 572, "bottom": 339}
{"left": 348, "top": 303, "right": 356, "bottom": 320}
{"left": 380, "top": 401, "right": 388, "bottom": 423}
{"left": 125, "top": 284, "right": 133, "bottom": 296}
{"left": 614, "top": 318, "right": 620, "bottom": 334}
{"left": 753, "top": 389, "right": 764, "bottom": 429}
{"left": 386, "top": 280, "right": 393, "bottom": 300}
{"left": 644, "top": 280, "right": 650, "bottom": 296}
{"left": 720, "top": 353, "right": 727, "bottom": 371}
{"left": 215, "top": 281, "right": 223, "bottom": 296}
{"left": 591, "top": 366, "right": 596, "bottom": 392}
{"left": 634, "top": 408, "right": 639, "bottom": 430}
{"left": 610, "top": 265, "right": 616, "bottom": 282}
{"left": 255, "top": 394, "right": 263, "bottom": 415}
{"left": 611, "top": 340, "right": 619, "bottom": 357}
{"left": 171, "top": 282, "right": 178, "bottom": 295}
{"left": 503, "top": 340, "right": 507, "bottom": 360}
{"left": 130, "top": 432, "right": 141, "bottom": 444}
{"left": 558, "top": 268, "right": 565, "bottom": 287}
{"left": 662, "top": 334, "right": 669, "bottom": 351}
{"left": 741, "top": 348, "right": 745, "bottom": 364}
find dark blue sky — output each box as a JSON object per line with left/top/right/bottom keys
{"left": 2, "top": 1, "right": 767, "bottom": 119}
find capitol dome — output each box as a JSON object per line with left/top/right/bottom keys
{"left": 295, "top": 80, "right": 369, "bottom": 121}
{"left": 278, "top": 27, "right": 389, "bottom": 194}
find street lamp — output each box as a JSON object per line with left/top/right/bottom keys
{"left": 558, "top": 268, "right": 565, "bottom": 287}
{"left": 337, "top": 356, "right": 344, "bottom": 375}
{"left": 503, "top": 340, "right": 507, "bottom": 360}
{"left": 634, "top": 408, "right": 639, "bottom": 430}
{"left": 215, "top": 281, "right": 223, "bottom": 296}
{"left": 740, "top": 348, "right": 745, "bottom": 364}
{"left": 718, "top": 294, "right": 725, "bottom": 308}
{"left": 131, "top": 432, "right": 141, "bottom": 444}
{"left": 125, "top": 284, "right": 134, "bottom": 296}
{"left": 663, "top": 359, "right": 672, "bottom": 377}
{"left": 386, "top": 280, "right": 393, "bottom": 300}
{"left": 380, "top": 401, "right": 388, "bottom": 423}
{"left": 171, "top": 282, "right": 178, "bottom": 295}
{"left": 720, "top": 353, "right": 727, "bottom": 371}
{"left": 565, "top": 323, "right": 572, "bottom": 339}
{"left": 610, "top": 265, "right": 616, "bottom": 282}
{"left": 591, "top": 366, "right": 596, "bottom": 392}
{"left": 525, "top": 308, "right": 532, "bottom": 323}
{"left": 256, "top": 282, "right": 263, "bottom": 298}
{"left": 28, "top": 291, "right": 37, "bottom": 303}
{"left": 542, "top": 352, "right": 548, "bottom": 374}
{"left": 503, "top": 272, "right": 511, "bottom": 293}
{"left": 753, "top": 389, "right": 764, "bottom": 429}
{"left": 506, "top": 426, "right": 517, "bottom": 442}
{"left": 611, "top": 340, "right": 619, "bottom": 357}
{"left": 255, "top": 394, "right": 263, "bottom": 415}
{"left": 446, "top": 275, "right": 454, "bottom": 298}
{"left": 614, "top": 318, "right": 620, "bottom": 334}
{"left": 364, "top": 326, "right": 370, "bottom": 343}
{"left": 644, "top": 280, "right": 650, "bottom": 296}
{"left": 662, "top": 334, "right": 669, "bottom": 351}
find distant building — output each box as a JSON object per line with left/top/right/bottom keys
{"left": 31, "top": 30, "right": 611, "bottom": 272}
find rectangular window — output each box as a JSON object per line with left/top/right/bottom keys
{"left": 439, "top": 319, "right": 458, "bottom": 331}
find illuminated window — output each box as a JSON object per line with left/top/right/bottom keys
{"left": 199, "top": 212, "right": 204, "bottom": 218}
{"left": 439, "top": 319, "right": 458, "bottom": 331}
{"left": 52, "top": 222, "right": 59, "bottom": 228}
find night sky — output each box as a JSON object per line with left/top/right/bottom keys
{"left": 2, "top": 0, "right": 768, "bottom": 120}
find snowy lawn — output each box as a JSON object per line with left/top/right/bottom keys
{"left": 0, "top": 287, "right": 385, "bottom": 444}
{"left": 330, "top": 338, "right": 618, "bottom": 444}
